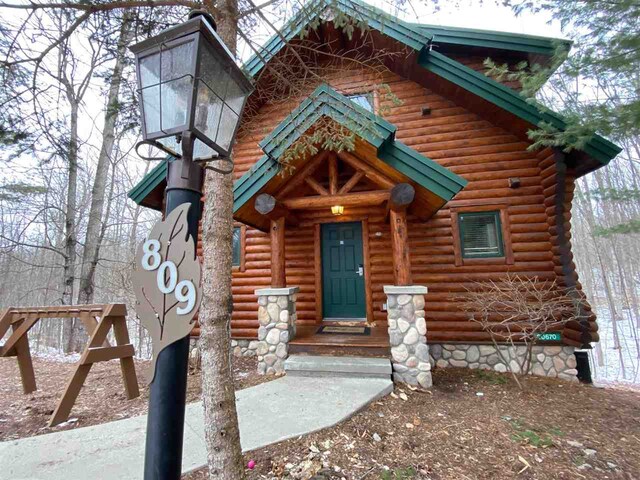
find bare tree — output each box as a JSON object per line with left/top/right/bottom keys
{"left": 459, "top": 274, "right": 582, "bottom": 388}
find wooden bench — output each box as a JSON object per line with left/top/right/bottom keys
{"left": 0, "top": 304, "right": 139, "bottom": 426}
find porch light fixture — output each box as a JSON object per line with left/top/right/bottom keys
{"left": 331, "top": 205, "right": 344, "bottom": 216}
{"left": 131, "top": 10, "right": 253, "bottom": 173}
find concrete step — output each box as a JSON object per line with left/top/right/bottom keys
{"left": 285, "top": 354, "right": 392, "bottom": 379}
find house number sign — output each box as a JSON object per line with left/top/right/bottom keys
{"left": 133, "top": 203, "right": 202, "bottom": 383}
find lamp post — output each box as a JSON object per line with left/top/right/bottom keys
{"left": 130, "top": 11, "right": 252, "bottom": 480}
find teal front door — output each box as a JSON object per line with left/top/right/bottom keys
{"left": 321, "top": 222, "right": 366, "bottom": 319}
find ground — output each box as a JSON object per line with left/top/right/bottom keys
{"left": 185, "top": 370, "right": 640, "bottom": 480}
{"left": 1, "top": 355, "right": 639, "bottom": 479}
{"left": 0, "top": 353, "right": 266, "bottom": 441}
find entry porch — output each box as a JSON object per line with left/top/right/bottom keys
{"left": 231, "top": 85, "right": 467, "bottom": 386}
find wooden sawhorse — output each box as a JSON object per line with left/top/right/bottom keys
{"left": 0, "top": 304, "right": 140, "bottom": 426}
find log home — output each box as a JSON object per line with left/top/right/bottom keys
{"left": 129, "top": 0, "right": 621, "bottom": 386}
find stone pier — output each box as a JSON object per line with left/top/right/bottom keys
{"left": 255, "top": 287, "right": 298, "bottom": 375}
{"left": 384, "top": 285, "right": 432, "bottom": 389}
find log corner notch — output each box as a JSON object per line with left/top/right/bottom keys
{"left": 255, "top": 193, "right": 291, "bottom": 288}
{"left": 543, "top": 149, "right": 598, "bottom": 348}
{"left": 389, "top": 183, "right": 415, "bottom": 286}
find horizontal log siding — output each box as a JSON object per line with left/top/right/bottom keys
{"left": 448, "top": 53, "right": 523, "bottom": 91}
{"left": 202, "top": 63, "right": 571, "bottom": 342}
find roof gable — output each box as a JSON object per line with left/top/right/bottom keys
{"left": 129, "top": 0, "right": 621, "bottom": 209}
{"left": 233, "top": 84, "right": 467, "bottom": 230}
{"left": 242, "top": 0, "right": 619, "bottom": 170}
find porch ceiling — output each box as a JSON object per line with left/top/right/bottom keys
{"left": 233, "top": 84, "right": 467, "bottom": 232}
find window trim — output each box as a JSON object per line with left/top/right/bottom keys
{"left": 459, "top": 211, "right": 504, "bottom": 259}
{"left": 450, "top": 204, "right": 514, "bottom": 266}
{"left": 344, "top": 91, "right": 376, "bottom": 113}
{"left": 232, "top": 225, "right": 246, "bottom": 271}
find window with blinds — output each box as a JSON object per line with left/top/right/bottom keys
{"left": 232, "top": 227, "right": 241, "bottom": 266}
{"left": 458, "top": 211, "right": 504, "bottom": 258}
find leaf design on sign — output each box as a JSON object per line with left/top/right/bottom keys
{"left": 133, "top": 203, "right": 202, "bottom": 384}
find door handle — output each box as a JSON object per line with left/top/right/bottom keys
{"left": 357, "top": 264, "right": 364, "bottom": 276}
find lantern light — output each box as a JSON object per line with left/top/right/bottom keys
{"left": 130, "top": 11, "right": 253, "bottom": 172}
{"left": 331, "top": 205, "right": 344, "bottom": 216}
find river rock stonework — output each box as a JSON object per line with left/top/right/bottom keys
{"left": 255, "top": 287, "right": 298, "bottom": 375}
{"left": 428, "top": 344, "right": 578, "bottom": 381}
{"left": 230, "top": 339, "right": 260, "bottom": 357}
{"left": 384, "top": 285, "right": 432, "bottom": 389}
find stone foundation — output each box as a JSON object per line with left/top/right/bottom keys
{"left": 231, "top": 339, "right": 259, "bottom": 357}
{"left": 429, "top": 344, "right": 578, "bottom": 381}
{"left": 255, "top": 287, "right": 298, "bottom": 375}
{"left": 384, "top": 285, "right": 432, "bottom": 389}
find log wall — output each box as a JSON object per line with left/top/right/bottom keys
{"left": 196, "top": 61, "right": 593, "bottom": 343}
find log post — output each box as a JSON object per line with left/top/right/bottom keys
{"left": 328, "top": 153, "right": 338, "bottom": 195}
{"left": 271, "top": 216, "right": 286, "bottom": 288}
{"left": 390, "top": 209, "right": 412, "bottom": 285}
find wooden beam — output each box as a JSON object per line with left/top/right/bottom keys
{"left": 255, "top": 193, "right": 298, "bottom": 225}
{"left": 276, "top": 150, "right": 329, "bottom": 199}
{"left": 338, "top": 151, "right": 395, "bottom": 189}
{"left": 390, "top": 209, "right": 412, "bottom": 285}
{"left": 283, "top": 190, "right": 390, "bottom": 210}
{"left": 338, "top": 171, "right": 364, "bottom": 195}
{"left": 12, "top": 321, "right": 36, "bottom": 394}
{"left": 328, "top": 153, "right": 338, "bottom": 195}
{"left": 388, "top": 183, "right": 415, "bottom": 211}
{"left": 304, "top": 177, "right": 329, "bottom": 196}
{"left": 271, "top": 217, "right": 286, "bottom": 288}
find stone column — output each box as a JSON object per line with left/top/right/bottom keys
{"left": 255, "top": 287, "right": 298, "bottom": 375}
{"left": 384, "top": 285, "right": 432, "bottom": 389}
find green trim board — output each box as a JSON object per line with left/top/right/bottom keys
{"left": 232, "top": 83, "right": 467, "bottom": 214}
{"left": 127, "top": 159, "right": 168, "bottom": 208}
{"left": 412, "top": 23, "right": 570, "bottom": 56}
{"left": 243, "top": 0, "right": 567, "bottom": 78}
{"left": 259, "top": 83, "right": 396, "bottom": 159}
{"left": 243, "top": 0, "right": 432, "bottom": 77}
{"left": 418, "top": 49, "right": 621, "bottom": 165}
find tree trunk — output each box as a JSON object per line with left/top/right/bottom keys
{"left": 198, "top": 0, "right": 246, "bottom": 477}
{"left": 62, "top": 99, "right": 80, "bottom": 352}
{"left": 77, "top": 13, "right": 134, "bottom": 305}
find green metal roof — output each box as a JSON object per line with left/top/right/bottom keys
{"left": 128, "top": 159, "right": 168, "bottom": 207}
{"left": 413, "top": 23, "right": 571, "bottom": 56}
{"left": 243, "top": 0, "right": 568, "bottom": 78}
{"left": 260, "top": 83, "right": 396, "bottom": 157}
{"left": 244, "top": 0, "right": 432, "bottom": 77}
{"left": 129, "top": 0, "right": 620, "bottom": 208}
{"left": 418, "top": 49, "right": 621, "bottom": 165}
{"left": 233, "top": 83, "right": 467, "bottom": 213}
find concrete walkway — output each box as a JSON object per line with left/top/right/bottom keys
{"left": 0, "top": 375, "right": 392, "bottom": 480}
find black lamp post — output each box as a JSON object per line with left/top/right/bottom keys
{"left": 130, "top": 11, "right": 252, "bottom": 480}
